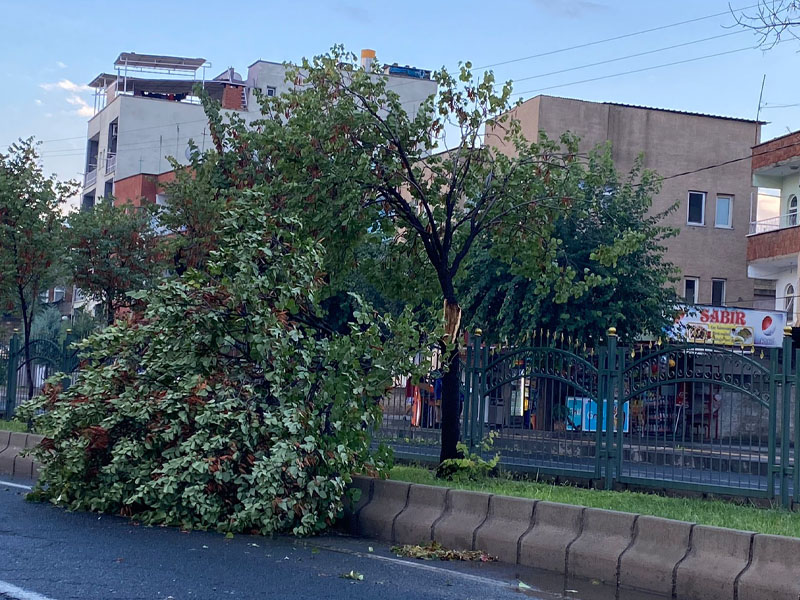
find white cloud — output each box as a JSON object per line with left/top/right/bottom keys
{"left": 34, "top": 99, "right": 42, "bottom": 105}
{"left": 40, "top": 79, "right": 91, "bottom": 93}
{"left": 44, "top": 113, "right": 54, "bottom": 118}
{"left": 65, "top": 95, "right": 94, "bottom": 117}
{"left": 56, "top": 61, "right": 67, "bottom": 69}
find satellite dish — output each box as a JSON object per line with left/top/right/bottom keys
{"left": 185, "top": 145, "right": 193, "bottom": 161}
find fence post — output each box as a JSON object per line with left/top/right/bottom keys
{"left": 780, "top": 327, "right": 794, "bottom": 508}
{"left": 5, "top": 333, "right": 19, "bottom": 418}
{"left": 468, "top": 329, "right": 483, "bottom": 453}
{"left": 795, "top": 347, "right": 800, "bottom": 509}
{"left": 603, "top": 327, "right": 618, "bottom": 490}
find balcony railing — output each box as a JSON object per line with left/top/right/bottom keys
{"left": 105, "top": 152, "right": 116, "bottom": 175}
{"left": 749, "top": 212, "right": 799, "bottom": 235}
{"left": 84, "top": 166, "right": 97, "bottom": 187}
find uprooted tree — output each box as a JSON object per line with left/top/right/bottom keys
{"left": 22, "top": 189, "right": 424, "bottom": 535}
{"left": 204, "top": 48, "right": 663, "bottom": 462}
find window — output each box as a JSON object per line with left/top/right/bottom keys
{"left": 39, "top": 290, "right": 50, "bottom": 304}
{"left": 789, "top": 195, "right": 798, "bottom": 227}
{"left": 786, "top": 284, "right": 795, "bottom": 321}
{"left": 715, "top": 196, "right": 732, "bottom": 228}
{"left": 53, "top": 286, "right": 65, "bottom": 303}
{"left": 687, "top": 191, "right": 706, "bottom": 225}
{"left": 265, "top": 86, "right": 276, "bottom": 97}
{"left": 711, "top": 279, "right": 726, "bottom": 307}
{"left": 684, "top": 278, "right": 699, "bottom": 304}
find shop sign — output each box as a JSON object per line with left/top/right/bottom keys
{"left": 671, "top": 305, "right": 787, "bottom": 348}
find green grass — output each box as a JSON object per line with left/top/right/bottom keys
{"left": 0, "top": 419, "right": 29, "bottom": 433}
{"left": 390, "top": 465, "right": 800, "bottom": 538}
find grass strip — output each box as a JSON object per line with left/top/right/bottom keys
{"left": 0, "top": 420, "right": 30, "bottom": 433}
{"left": 390, "top": 465, "right": 800, "bottom": 538}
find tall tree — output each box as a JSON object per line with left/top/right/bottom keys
{"left": 733, "top": 1, "right": 800, "bottom": 47}
{"left": 460, "top": 148, "right": 680, "bottom": 345}
{"left": 66, "top": 201, "right": 164, "bottom": 325}
{"left": 0, "top": 139, "right": 75, "bottom": 399}
{"left": 201, "top": 49, "right": 654, "bottom": 462}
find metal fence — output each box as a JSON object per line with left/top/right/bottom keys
{"left": 1, "top": 334, "right": 82, "bottom": 419}
{"left": 377, "top": 327, "right": 800, "bottom": 508}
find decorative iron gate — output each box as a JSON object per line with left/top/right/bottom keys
{"left": 379, "top": 326, "right": 800, "bottom": 507}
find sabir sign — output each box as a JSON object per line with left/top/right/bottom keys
{"left": 671, "top": 305, "right": 787, "bottom": 349}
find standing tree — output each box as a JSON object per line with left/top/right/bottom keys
{"left": 65, "top": 201, "right": 163, "bottom": 325}
{"left": 0, "top": 139, "right": 75, "bottom": 400}
{"left": 460, "top": 149, "right": 680, "bottom": 345}
{"left": 205, "top": 49, "right": 653, "bottom": 462}
{"left": 733, "top": 1, "right": 800, "bottom": 48}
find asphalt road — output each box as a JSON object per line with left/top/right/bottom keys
{"left": 0, "top": 479, "right": 658, "bottom": 600}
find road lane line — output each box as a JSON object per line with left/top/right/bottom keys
{"left": 0, "top": 481, "right": 32, "bottom": 491}
{"left": 0, "top": 580, "right": 59, "bottom": 600}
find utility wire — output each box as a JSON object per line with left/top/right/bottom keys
{"left": 474, "top": 2, "right": 761, "bottom": 70}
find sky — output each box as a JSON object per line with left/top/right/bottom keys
{"left": 1, "top": 0, "right": 798, "bottom": 189}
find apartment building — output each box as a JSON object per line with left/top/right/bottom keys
{"left": 81, "top": 50, "right": 437, "bottom": 208}
{"left": 487, "top": 95, "right": 763, "bottom": 309}
{"left": 747, "top": 130, "right": 800, "bottom": 325}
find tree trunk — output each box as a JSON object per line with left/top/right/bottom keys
{"left": 106, "top": 293, "right": 114, "bottom": 326}
{"left": 438, "top": 296, "right": 463, "bottom": 464}
{"left": 18, "top": 288, "right": 34, "bottom": 402}
{"left": 439, "top": 343, "right": 461, "bottom": 463}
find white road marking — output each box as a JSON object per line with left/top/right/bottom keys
{"left": 0, "top": 580, "right": 59, "bottom": 600}
{"left": 0, "top": 481, "right": 32, "bottom": 491}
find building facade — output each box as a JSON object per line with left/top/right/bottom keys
{"left": 487, "top": 95, "right": 763, "bottom": 309}
{"left": 81, "top": 51, "right": 437, "bottom": 208}
{"left": 747, "top": 130, "right": 800, "bottom": 325}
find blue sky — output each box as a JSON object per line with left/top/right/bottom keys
{"left": 1, "top": 0, "right": 798, "bottom": 185}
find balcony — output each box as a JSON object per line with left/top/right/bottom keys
{"left": 84, "top": 166, "right": 98, "bottom": 187}
{"left": 749, "top": 213, "right": 799, "bottom": 235}
{"left": 105, "top": 152, "right": 116, "bottom": 175}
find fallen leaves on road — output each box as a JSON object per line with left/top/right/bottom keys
{"left": 340, "top": 570, "right": 364, "bottom": 581}
{"left": 390, "top": 541, "right": 496, "bottom": 562}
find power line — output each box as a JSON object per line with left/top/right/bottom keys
{"left": 511, "top": 46, "right": 753, "bottom": 97}
{"left": 512, "top": 31, "right": 746, "bottom": 84}
{"left": 474, "top": 2, "right": 761, "bottom": 70}
{"left": 662, "top": 139, "right": 800, "bottom": 181}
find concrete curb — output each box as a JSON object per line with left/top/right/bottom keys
{"left": 344, "top": 477, "right": 800, "bottom": 600}
{"left": 473, "top": 495, "right": 536, "bottom": 564}
{"left": 431, "top": 489, "right": 491, "bottom": 551}
{"left": 618, "top": 515, "right": 693, "bottom": 597}
{"left": 0, "top": 432, "right": 42, "bottom": 478}
{"left": 736, "top": 534, "right": 800, "bottom": 600}
{"left": 342, "top": 475, "right": 373, "bottom": 535}
{"left": 566, "top": 507, "right": 636, "bottom": 585}
{"left": 392, "top": 483, "right": 447, "bottom": 546}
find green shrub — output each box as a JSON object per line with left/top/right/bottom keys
{"left": 20, "top": 195, "right": 423, "bottom": 536}
{"left": 437, "top": 431, "right": 500, "bottom": 482}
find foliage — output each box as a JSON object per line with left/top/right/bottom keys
{"left": 391, "top": 541, "right": 496, "bottom": 562}
{"left": 0, "top": 138, "right": 76, "bottom": 400}
{"left": 437, "top": 430, "right": 500, "bottom": 482}
{"left": 65, "top": 201, "right": 164, "bottom": 325}
{"left": 203, "top": 47, "right": 658, "bottom": 461}
{"left": 31, "top": 306, "right": 67, "bottom": 342}
{"left": 460, "top": 148, "right": 679, "bottom": 345}
{"left": 21, "top": 189, "right": 424, "bottom": 536}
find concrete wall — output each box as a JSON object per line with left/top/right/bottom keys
{"left": 488, "top": 95, "right": 760, "bottom": 308}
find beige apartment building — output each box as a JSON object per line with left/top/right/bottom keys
{"left": 488, "top": 95, "right": 765, "bottom": 309}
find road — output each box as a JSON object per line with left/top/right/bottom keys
{"left": 0, "top": 479, "right": 661, "bottom": 600}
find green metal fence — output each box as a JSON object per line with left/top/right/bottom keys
{"left": 378, "top": 326, "right": 800, "bottom": 508}
{"left": 1, "top": 334, "right": 82, "bottom": 419}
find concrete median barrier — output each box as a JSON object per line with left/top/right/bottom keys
{"left": 15, "top": 433, "right": 42, "bottom": 479}
{"left": 518, "top": 501, "right": 584, "bottom": 574}
{"left": 618, "top": 516, "right": 692, "bottom": 597}
{"left": 473, "top": 495, "right": 536, "bottom": 564}
{"left": 431, "top": 489, "right": 491, "bottom": 551}
{"left": 675, "top": 525, "right": 754, "bottom": 600}
{"left": 341, "top": 475, "right": 373, "bottom": 534}
{"left": 356, "top": 479, "right": 410, "bottom": 542}
{"left": 567, "top": 508, "right": 636, "bottom": 585}
{"left": 0, "top": 432, "right": 28, "bottom": 477}
{"left": 392, "top": 484, "right": 447, "bottom": 546}
{"left": 737, "top": 534, "right": 800, "bottom": 600}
